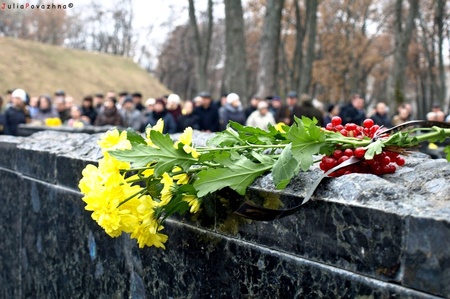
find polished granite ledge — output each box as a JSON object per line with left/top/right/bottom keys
{"left": 0, "top": 131, "right": 449, "bottom": 298}
{"left": 0, "top": 168, "right": 441, "bottom": 298}
{"left": 141, "top": 219, "right": 442, "bottom": 298}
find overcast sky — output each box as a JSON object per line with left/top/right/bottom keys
{"left": 73, "top": 0, "right": 224, "bottom": 67}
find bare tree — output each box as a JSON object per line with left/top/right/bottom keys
{"left": 298, "top": 0, "right": 319, "bottom": 95}
{"left": 85, "top": 0, "right": 135, "bottom": 57}
{"left": 313, "top": 0, "right": 389, "bottom": 102}
{"left": 188, "top": 0, "right": 214, "bottom": 92}
{"left": 223, "top": 0, "right": 248, "bottom": 100}
{"left": 388, "top": 0, "right": 419, "bottom": 105}
{"left": 435, "top": 0, "right": 447, "bottom": 112}
{"left": 156, "top": 25, "right": 196, "bottom": 100}
{"left": 256, "top": 0, "right": 285, "bottom": 98}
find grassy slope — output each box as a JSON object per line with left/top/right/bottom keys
{"left": 0, "top": 36, "right": 169, "bottom": 101}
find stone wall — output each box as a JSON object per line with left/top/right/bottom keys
{"left": 0, "top": 131, "right": 449, "bottom": 298}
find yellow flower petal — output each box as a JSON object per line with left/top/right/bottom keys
{"left": 98, "top": 129, "right": 131, "bottom": 152}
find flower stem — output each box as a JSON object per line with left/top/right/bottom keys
{"left": 409, "top": 128, "right": 450, "bottom": 144}
{"left": 117, "top": 189, "right": 146, "bottom": 208}
{"left": 196, "top": 144, "right": 287, "bottom": 152}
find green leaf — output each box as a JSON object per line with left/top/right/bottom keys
{"left": 272, "top": 143, "right": 300, "bottom": 189}
{"left": 251, "top": 151, "right": 275, "bottom": 165}
{"left": 207, "top": 127, "right": 244, "bottom": 147}
{"left": 162, "top": 192, "right": 190, "bottom": 217}
{"left": 193, "top": 152, "right": 272, "bottom": 197}
{"left": 444, "top": 146, "right": 450, "bottom": 162}
{"left": 109, "top": 144, "right": 156, "bottom": 167}
{"left": 126, "top": 128, "right": 146, "bottom": 145}
{"left": 364, "top": 139, "right": 384, "bottom": 159}
{"left": 287, "top": 117, "right": 325, "bottom": 171}
{"left": 109, "top": 131, "right": 197, "bottom": 176}
{"left": 228, "top": 121, "right": 283, "bottom": 145}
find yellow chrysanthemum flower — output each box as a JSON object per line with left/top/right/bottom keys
{"left": 145, "top": 119, "right": 164, "bottom": 147}
{"left": 175, "top": 127, "right": 193, "bottom": 146}
{"left": 98, "top": 128, "right": 131, "bottom": 152}
{"left": 131, "top": 220, "right": 168, "bottom": 249}
{"left": 45, "top": 117, "right": 62, "bottom": 127}
{"left": 274, "top": 122, "right": 286, "bottom": 133}
{"left": 171, "top": 166, "right": 190, "bottom": 185}
{"left": 97, "top": 154, "right": 130, "bottom": 186}
{"left": 174, "top": 127, "right": 200, "bottom": 158}
{"left": 182, "top": 194, "right": 201, "bottom": 213}
{"left": 116, "top": 182, "right": 144, "bottom": 232}
{"left": 141, "top": 167, "right": 155, "bottom": 177}
{"left": 159, "top": 172, "right": 175, "bottom": 206}
{"left": 136, "top": 195, "right": 157, "bottom": 220}
{"left": 83, "top": 185, "right": 124, "bottom": 237}
{"left": 78, "top": 164, "right": 103, "bottom": 195}
{"left": 82, "top": 177, "right": 144, "bottom": 237}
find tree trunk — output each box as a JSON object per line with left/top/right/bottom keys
{"left": 388, "top": 0, "right": 419, "bottom": 106}
{"left": 256, "top": 0, "right": 285, "bottom": 98}
{"left": 291, "top": 0, "right": 305, "bottom": 92}
{"left": 188, "top": 0, "right": 213, "bottom": 93}
{"left": 435, "top": 0, "right": 446, "bottom": 112}
{"left": 224, "top": 0, "right": 248, "bottom": 101}
{"left": 298, "top": 0, "right": 318, "bottom": 95}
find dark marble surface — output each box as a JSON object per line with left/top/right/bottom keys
{"left": 403, "top": 217, "right": 450, "bottom": 297}
{"left": 0, "top": 168, "right": 23, "bottom": 298}
{"left": 0, "top": 131, "right": 449, "bottom": 298}
{"left": 141, "top": 220, "right": 439, "bottom": 299}
{"left": 0, "top": 135, "right": 20, "bottom": 170}
{"left": 17, "top": 124, "right": 113, "bottom": 137}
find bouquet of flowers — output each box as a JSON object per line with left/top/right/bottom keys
{"left": 78, "top": 116, "right": 450, "bottom": 249}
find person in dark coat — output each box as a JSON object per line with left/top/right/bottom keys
{"left": 275, "top": 91, "right": 303, "bottom": 125}
{"left": 141, "top": 98, "right": 177, "bottom": 134}
{"left": 219, "top": 93, "right": 246, "bottom": 130}
{"left": 299, "top": 94, "right": 324, "bottom": 126}
{"left": 370, "top": 102, "right": 392, "bottom": 128}
{"left": 194, "top": 92, "right": 220, "bottom": 132}
{"left": 4, "top": 88, "right": 30, "bottom": 136}
{"left": 33, "top": 95, "right": 59, "bottom": 123}
{"left": 323, "top": 103, "right": 340, "bottom": 126}
{"left": 0, "top": 96, "right": 5, "bottom": 134}
{"left": 94, "top": 97, "right": 124, "bottom": 127}
{"left": 244, "top": 95, "right": 260, "bottom": 118}
{"left": 339, "top": 94, "right": 366, "bottom": 125}
{"left": 177, "top": 100, "right": 200, "bottom": 132}
{"left": 81, "top": 95, "right": 98, "bottom": 124}
{"left": 131, "top": 92, "right": 145, "bottom": 111}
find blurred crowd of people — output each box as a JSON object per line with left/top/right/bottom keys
{"left": 0, "top": 88, "right": 449, "bottom": 137}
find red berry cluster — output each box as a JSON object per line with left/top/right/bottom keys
{"left": 325, "top": 116, "right": 381, "bottom": 139}
{"left": 321, "top": 116, "right": 405, "bottom": 177}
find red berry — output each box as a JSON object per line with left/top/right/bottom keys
{"left": 370, "top": 125, "right": 380, "bottom": 136}
{"left": 354, "top": 147, "right": 365, "bottom": 158}
{"left": 396, "top": 156, "right": 405, "bottom": 166}
{"left": 322, "top": 156, "right": 337, "bottom": 168}
{"left": 365, "top": 158, "right": 375, "bottom": 165}
{"left": 363, "top": 119, "right": 374, "bottom": 128}
{"left": 333, "top": 149, "right": 343, "bottom": 159}
{"left": 331, "top": 116, "right": 342, "bottom": 127}
{"left": 338, "top": 155, "right": 349, "bottom": 164}
{"left": 340, "top": 129, "right": 348, "bottom": 136}
{"left": 326, "top": 123, "right": 334, "bottom": 131}
{"left": 344, "top": 148, "right": 354, "bottom": 157}
{"left": 335, "top": 124, "right": 344, "bottom": 131}
{"left": 382, "top": 156, "right": 391, "bottom": 166}
{"left": 345, "top": 123, "right": 357, "bottom": 131}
